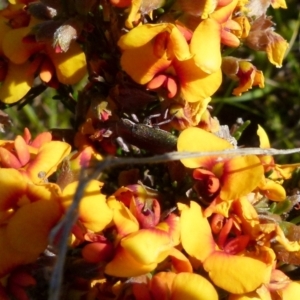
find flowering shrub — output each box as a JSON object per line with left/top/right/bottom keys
{"left": 0, "top": 0, "right": 300, "bottom": 299}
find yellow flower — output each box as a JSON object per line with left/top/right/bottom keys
{"left": 177, "top": 127, "right": 264, "bottom": 202}
{"left": 105, "top": 189, "right": 181, "bottom": 277}
{"left": 179, "top": 201, "right": 274, "bottom": 294}
{"left": 0, "top": 6, "right": 87, "bottom": 103}
{"left": 0, "top": 130, "right": 71, "bottom": 184}
{"left": 118, "top": 20, "right": 222, "bottom": 102}
{"left": 0, "top": 169, "right": 62, "bottom": 277}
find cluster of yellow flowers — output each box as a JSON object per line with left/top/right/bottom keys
{"left": 0, "top": 0, "right": 299, "bottom": 299}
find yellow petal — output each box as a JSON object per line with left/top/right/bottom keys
{"left": 275, "top": 225, "right": 300, "bottom": 252}
{"left": 233, "top": 197, "right": 260, "bottom": 238}
{"left": 2, "top": 27, "right": 44, "bottom": 64}
{"left": 270, "top": 0, "right": 287, "bottom": 9}
{"left": 179, "top": 201, "right": 216, "bottom": 262}
{"left": 0, "top": 169, "right": 27, "bottom": 211}
{"left": 118, "top": 23, "right": 170, "bottom": 49}
{"left": 125, "top": 0, "right": 142, "bottom": 29}
{"left": 168, "top": 25, "right": 192, "bottom": 61}
{"left": 105, "top": 245, "right": 157, "bottom": 277}
{"left": 120, "top": 41, "right": 171, "bottom": 84}
{"left": 278, "top": 281, "right": 300, "bottom": 300}
{"left": 26, "top": 141, "right": 71, "bottom": 183}
{"left": 121, "top": 228, "right": 173, "bottom": 265}
{"left": 220, "top": 155, "right": 264, "bottom": 200}
{"left": 46, "top": 42, "right": 87, "bottom": 85}
{"left": 204, "top": 251, "right": 271, "bottom": 294}
{"left": 177, "top": 127, "right": 232, "bottom": 168}
{"left": 170, "top": 272, "right": 218, "bottom": 300}
{"left": 0, "top": 62, "right": 34, "bottom": 104}
{"left": 190, "top": 18, "right": 222, "bottom": 74}
{"left": 257, "top": 125, "right": 270, "bottom": 148}
{"left": 175, "top": 58, "right": 222, "bottom": 102}
{"left": 107, "top": 197, "right": 139, "bottom": 240}
{"left": 0, "top": 227, "right": 27, "bottom": 277}
{"left": 266, "top": 32, "right": 288, "bottom": 68}
{"left": 258, "top": 178, "right": 286, "bottom": 201}
{"left": 119, "top": 22, "right": 191, "bottom": 60}
{"left": 6, "top": 199, "right": 62, "bottom": 261}
{"left": 61, "top": 180, "right": 112, "bottom": 232}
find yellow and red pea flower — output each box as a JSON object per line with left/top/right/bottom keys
{"left": 118, "top": 20, "right": 222, "bottom": 103}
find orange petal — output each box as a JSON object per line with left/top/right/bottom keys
{"left": 150, "top": 272, "right": 175, "bottom": 300}
{"left": 0, "top": 147, "right": 22, "bottom": 168}
{"left": 170, "top": 272, "right": 218, "bottom": 300}
{"left": 168, "top": 247, "right": 193, "bottom": 273}
{"left": 39, "top": 57, "right": 55, "bottom": 83}
{"left": 81, "top": 242, "right": 114, "bottom": 263}
{"left": 221, "top": 28, "right": 240, "bottom": 48}
{"left": 31, "top": 131, "right": 52, "bottom": 148}
{"left": 14, "top": 135, "right": 30, "bottom": 166}
{"left": 22, "top": 128, "right": 31, "bottom": 144}
{"left": 178, "top": 201, "right": 216, "bottom": 262}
